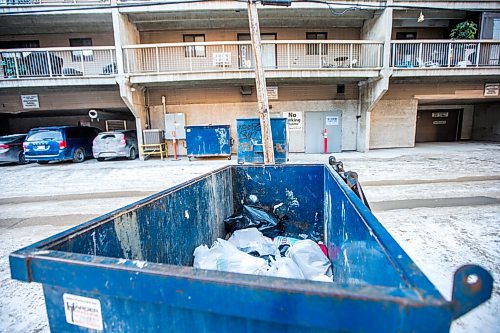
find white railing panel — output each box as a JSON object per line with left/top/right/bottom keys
{"left": 123, "top": 40, "right": 383, "bottom": 75}
{"left": 391, "top": 40, "right": 500, "bottom": 68}
{"left": 0, "top": 47, "right": 116, "bottom": 79}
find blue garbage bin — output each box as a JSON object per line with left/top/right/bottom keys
{"left": 185, "top": 125, "right": 231, "bottom": 160}
{"left": 10, "top": 164, "right": 492, "bottom": 332}
{"left": 236, "top": 118, "right": 288, "bottom": 164}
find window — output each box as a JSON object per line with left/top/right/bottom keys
{"left": 69, "top": 38, "right": 93, "bottom": 62}
{"left": 306, "top": 32, "right": 327, "bottom": 55}
{"left": 183, "top": 34, "right": 205, "bottom": 57}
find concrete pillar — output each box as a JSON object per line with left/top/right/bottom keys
{"left": 357, "top": 5, "right": 393, "bottom": 152}
{"left": 111, "top": 3, "right": 147, "bottom": 159}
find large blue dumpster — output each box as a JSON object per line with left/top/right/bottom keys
{"left": 236, "top": 118, "right": 288, "bottom": 164}
{"left": 185, "top": 125, "right": 232, "bottom": 160}
{"left": 10, "top": 164, "right": 492, "bottom": 332}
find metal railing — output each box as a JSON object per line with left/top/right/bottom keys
{"left": 391, "top": 40, "right": 500, "bottom": 69}
{"left": 0, "top": 0, "right": 109, "bottom": 5}
{"left": 0, "top": 47, "right": 116, "bottom": 79}
{"left": 123, "top": 40, "right": 383, "bottom": 75}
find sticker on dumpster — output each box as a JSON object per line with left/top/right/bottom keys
{"left": 63, "top": 293, "right": 103, "bottom": 331}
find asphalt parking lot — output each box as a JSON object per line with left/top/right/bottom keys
{"left": 0, "top": 142, "right": 498, "bottom": 333}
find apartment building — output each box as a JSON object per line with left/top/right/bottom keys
{"left": 0, "top": 0, "right": 499, "bottom": 157}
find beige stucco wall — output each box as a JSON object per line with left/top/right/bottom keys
{"left": 369, "top": 99, "right": 418, "bottom": 149}
{"left": 0, "top": 33, "right": 115, "bottom": 47}
{"left": 140, "top": 28, "right": 361, "bottom": 44}
{"left": 148, "top": 99, "right": 358, "bottom": 154}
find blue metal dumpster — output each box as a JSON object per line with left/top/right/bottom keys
{"left": 10, "top": 164, "right": 492, "bottom": 332}
{"left": 236, "top": 118, "right": 288, "bottom": 164}
{"left": 185, "top": 125, "right": 232, "bottom": 160}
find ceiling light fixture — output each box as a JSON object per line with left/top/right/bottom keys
{"left": 417, "top": 11, "right": 425, "bottom": 23}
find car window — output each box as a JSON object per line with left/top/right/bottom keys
{"left": 27, "top": 130, "right": 62, "bottom": 142}
{"left": 99, "top": 134, "right": 116, "bottom": 139}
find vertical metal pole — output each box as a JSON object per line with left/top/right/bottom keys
{"left": 80, "top": 49, "right": 85, "bottom": 76}
{"left": 156, "top": 46, "right": 160, "bottom": 73}
{"left": 418, "top": 43, "right": 423, "bottom": 67}
{"left": 13, "top": 53, "right": 20, "bottom": 78}
{"left": 476, "top": 42, "right": 481, "bottom": 67}
{"left": 247, "top": 0, "right": 274, "bottom": 164}
{"left": 46, "top": 51, "right": 53, "bottom": 77}
{"left": 447, "top": 43, "right": 452, "bottom": 67}
{"left": 349, "top": 43, "right": 353, "bottom": 68}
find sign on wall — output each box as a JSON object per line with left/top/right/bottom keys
{"left": 21, "top": 94, "right": 39, "bottom": 109}
{"left": 432, "top": 112, "right": 449, "bottom": 118}
{"left": 484, "top": 83, "right": 499, "bottom": 97}
{"left": 267, "top": 86, "right": 278, "bottom": 100}
{"left": 326, "top": 116, "right": 339, "bottom": 126}
{"left": 283, "top": 111, "right": 302, "bottom": 131}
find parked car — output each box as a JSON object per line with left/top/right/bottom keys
{"left": 24, "top": 126, "right": 101, "bottom": 164}
{"left": 92, "top": 130, "right": 138, "bottom": 161}
{"left": 0, "top": 134, "right": 27, "bottom": 165}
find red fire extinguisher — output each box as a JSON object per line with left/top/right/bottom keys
{"left": 323, "top": 128, "right": 328, "bottom": 154}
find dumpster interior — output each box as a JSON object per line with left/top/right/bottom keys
{"left": 47, "top": 165, "right": 407, "bottom": 288}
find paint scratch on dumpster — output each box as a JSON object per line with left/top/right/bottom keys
{"left": 114, "top": 211, "right": 144, "bottom": 260}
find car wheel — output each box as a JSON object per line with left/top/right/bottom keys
{"left": 17, "top": 151, "right": 28, "bottom": 165}
{"left": 72, "top": 148, "right": 85, "bottom": 163}
{"left": 37, "top": 161, "right": 49, "bottom": 165}
{"left": 127, "top": 147, "right": 136, "bottom": 160}
{"left": 97, "top": 157, "right": 105, "bottom": 162}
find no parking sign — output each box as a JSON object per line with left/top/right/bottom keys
{"left": 283, "top": 111, "right": 302, "bottom": 131}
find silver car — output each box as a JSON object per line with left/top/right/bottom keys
{"left": 92, "top": 130, "right": 138, "bottom": 161}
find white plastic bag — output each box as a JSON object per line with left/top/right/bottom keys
{"left": 228, "top": 228, "right": 277, "bottom": 256}
{"left": 287, "top": 239, "right": 333, "bottom": 282}
{"left": 193, "top": 238, "right": 269, "bottom": 275}
{"left": 266, "top": 257, "right": 305, "bottom": 280}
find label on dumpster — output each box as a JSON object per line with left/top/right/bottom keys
{"left": 63, "top": 293, "right": 103, "bottom": 331}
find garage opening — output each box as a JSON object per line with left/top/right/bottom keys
{"left": 415, "top": 109, "right": 462, "bottom": 142}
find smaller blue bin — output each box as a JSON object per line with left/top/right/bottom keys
{"left": 185, "top": 125, "right": 231, "bottom": 160}
{"left": 236, "top": 118, "right": 288, "bottom": 164}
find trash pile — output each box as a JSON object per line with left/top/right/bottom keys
{"left": 193, "top": 205, "right": 333, "bottom": 282}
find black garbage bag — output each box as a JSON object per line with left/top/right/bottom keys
{"left": 224, "top": 205, "right": 284, "bottom": 238}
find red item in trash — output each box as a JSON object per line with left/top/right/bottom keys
{"left": 318, "top": 241, "right": 328, "bottom": 257}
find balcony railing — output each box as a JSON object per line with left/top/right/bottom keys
{"left": 0, "top": 0, "right": 109, "bottom": 5}
{"left": 0, "top": 47, "right": 116, "bottom": 79}
{"left": 391, "top": 40, "right": 500, "bottom": 69}
{"left": 123, "top": 40, "right": 383, "bottom": 75}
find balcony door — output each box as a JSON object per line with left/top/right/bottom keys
{"left": 237, "top": 33, "right": 276, "bottom": 69}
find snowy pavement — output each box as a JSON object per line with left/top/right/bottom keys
{"left": 0, "top": 142, "right": 498, "bottom": 332}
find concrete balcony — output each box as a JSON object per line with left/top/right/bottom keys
{"left": 0, "top": 46, "right": 117, "bottom": 88}
{"left": 124, "top": 40, "right": 383, "bottom": 85}
{"left": 391, "top": 40, "right": 500, "bottom": 77}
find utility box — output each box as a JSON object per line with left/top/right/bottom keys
{"left": 142, "top": 129, "right": 164, "bottom": 145}
{"left": 10, "top": 164, "right": 492, "bottom": 332}
{"left": 164, "top": 113, "right": 186, "bottom": 140}
{"left": 236, "top": 118, "right": 288, "bottom": 164}
{"left": 185, "top": 125, "right": 231, "bottom": 160}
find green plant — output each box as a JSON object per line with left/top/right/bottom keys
{"left": 449, "top": 21, "right": 478, "bottom": 40}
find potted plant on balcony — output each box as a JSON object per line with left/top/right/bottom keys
{"left": 449, "top": 21, "right": 478, "bottom": 67}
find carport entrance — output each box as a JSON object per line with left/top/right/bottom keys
{"left": 415, "top": 109, "right": 461, "bottom": 142}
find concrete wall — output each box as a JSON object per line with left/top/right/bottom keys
{"left": 0, "top": 33, "right": 114, "bottom": 47}
{"left": 0, "top": 87, "right": 126, "bottom": 113}
{"left": 140, "top": 28, "right": 361, "bottom": 43}
{"left": 472, "top": 103, "right": 500, "bottom": 141}
{"left": 370, "top": 99, "right": 418, "bottom": 149}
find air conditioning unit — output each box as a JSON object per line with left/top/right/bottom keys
{"left": 143, "top": 129, "right": 164, "bottom": 146}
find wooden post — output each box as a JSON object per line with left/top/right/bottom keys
{"left": 247, "top": 0, "right": 275, "bottom": 164}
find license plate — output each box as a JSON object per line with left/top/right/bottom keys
{"left": 34, "top": 145, "right": 48, "bottom": 151}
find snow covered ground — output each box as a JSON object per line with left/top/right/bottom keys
{"left": 0, "top": 142, "right": 498, "bottom": 332}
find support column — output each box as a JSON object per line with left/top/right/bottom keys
{"left": 357, "top": 5, "right": 393, "bottom": 152}
{"left": 111, "top": 2, "right": 147, "bottom": 159}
